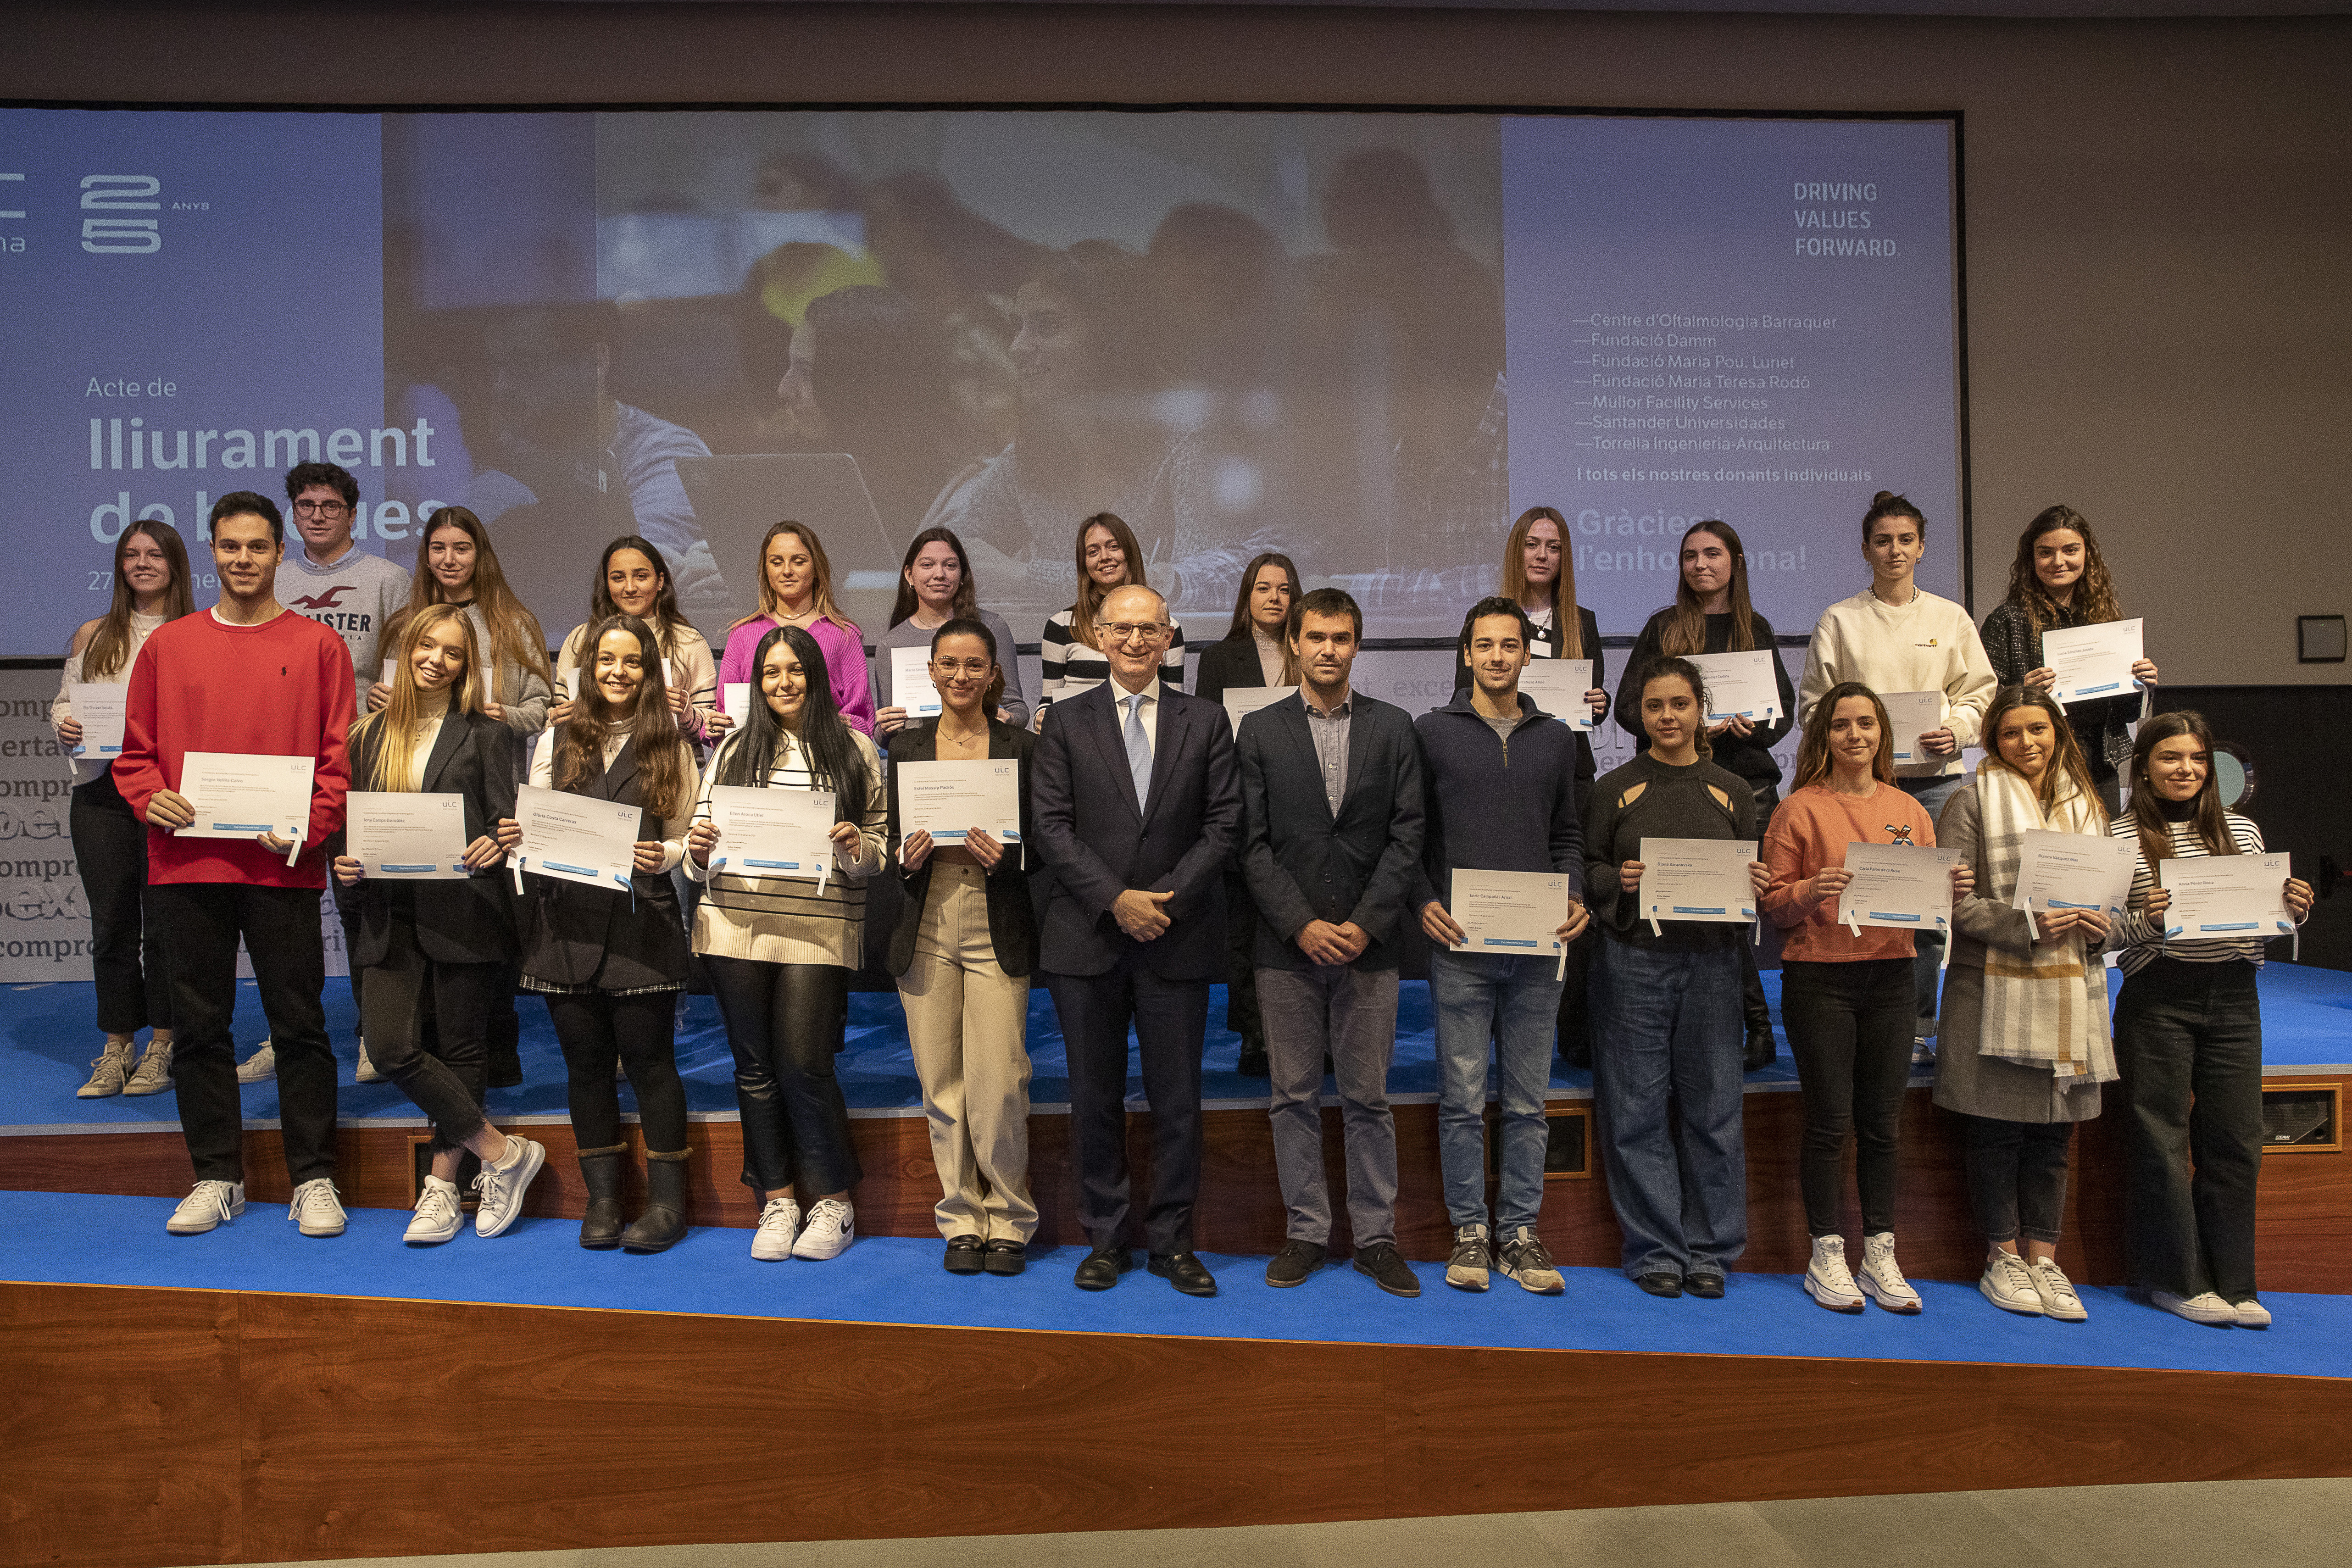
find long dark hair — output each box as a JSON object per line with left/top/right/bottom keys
{"left": 1222, "top": 550, "right": 1300, "bottom": 635}
{"left": 1634, "top": 655, "right": 1712, "bottom": 758}
{"left": 1862, "top": 489, "right": 1926, "bottom": 545}
{"left": 1068, "top": 511, "right": 1149, "bottom": 652}
{"left": 1980, "top": 686, "right": 2106, "bottom": 824}
{"left": 586, "top": 535, "right": 685, "bottom": 648}
{"left": 1789, "top": 681, "right": 1894, "bottom": 792}
{"left": 552, "top": 614, "right": 690, "bottom": 820}
{"left": 80, "top": 520, "right": 195, "bottom": 679}
{"left": 2126, "top": 710, "right": 2237, "bottom": 870}
{"left": 887, "top": 525, "right": 979, "bottom": 629}
{"left": 717, "top": 623, "right": 869, "bottom": 812}
{"left": 1659, "top": 519, "right": 1759, "bottom": 656}
{"left": 2006, "top": 504, "right": 2122, "bottom": 634}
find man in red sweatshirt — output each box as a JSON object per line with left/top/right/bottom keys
{"left": 115, "top": 492, "right": 356, "bottom": 1238}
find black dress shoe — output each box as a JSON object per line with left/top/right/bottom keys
{"left": 983, "top": 1239, "right": 1027, "bottom": 1277}
{"left": 1236, "top": 1045, "right": 1270, "bottom": 1078}
{"left": 1636, "top": 1271, "right": 1684, "bottom": 1298}
{"left": 1073, "top": 1246, "right": 1133, "bottom": 1291}
{"left": 1265, "top": 1239, "right": 1326, "bottom": 1287}
{"left": 1743, "top": 1021, "right": 1777, "bottom": 1072}
{"left": 1149, "top": 1250, "right": 1218, "bottom": 1297}
{"left": 944, "top": 1234, "right": 986, "bottom": 1275}
{"left": 1686, "top": 1273, "right": 1726, "bottom": 1299}
{"left": 1353, "top": 1241, "right": 1422, "bottom": 1298}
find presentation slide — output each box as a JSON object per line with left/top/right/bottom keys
{"left": 0, "top": 108, "right": 1959, "bottom": 654}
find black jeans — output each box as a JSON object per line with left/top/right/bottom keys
{"left": 1962, "top": 1115, "right": 2074, "bottom": 1246}
{"left": 360, "top": 907, "right": 496, "bottom": 1154}
{"left": 2113, "top": 957, "right": 2264, "bottom": 1300}
{"left": 1044, "top": 956, "right": 1208, "bottom": 1255}
{"left": 148, "top": 882, "right": 334, "bottom": 1186}
{"left": 706, "top": 955, "right": 861, "bottom": 1195}
{"left": 545, "top": 990, "right": 687, "bottom": 1153}
{"left": 1781, "top": 957, "right": 1914, "bottom": 1236}
{"left": 1739, "top": 786, "right": 1780, "bottom": 1035}
{"left": 69, "top": 771, "right": 172, "bottom": 1035}
{"left": 1554, "top": 925, "right": 1597, "bottom": 1068}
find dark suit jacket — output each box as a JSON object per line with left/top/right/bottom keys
{"left": 1194, "top": 634, "right": 1276, "bottom": 705}
{"left": 346, "top": 708, "right": 518, "bottom": 968}
{"left": 1237, "top": 691, "right": 1425, "bottom": 972}
{"left": 884, "top": 717, "right": 1040, "bottom": 979}
{"left": 1031, "top": 678, "right": 1240, "bottom": 980}
{"left": 514, "top": 737, "right": 690, "bottom": 990}
{"left": 1453, "top": 602, "right": 1604, "bottom": 782}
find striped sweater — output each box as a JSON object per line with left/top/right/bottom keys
{"left": 685, "top": 728, "right": 887, "bottom": 969}
{"left": 2108, "top": 810, "right": 2275, "bottom": 977}
{"left": 1037, "top": 606, "right": 1186, "bottom": 712}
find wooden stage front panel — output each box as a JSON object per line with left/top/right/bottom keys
{"left": 6, "top": 1280, "right": 2348, "bottom": 1568}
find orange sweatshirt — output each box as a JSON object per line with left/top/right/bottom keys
{"left": 1760, "top": 781, "right": 1939, "bottom": 963}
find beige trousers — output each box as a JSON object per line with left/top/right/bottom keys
{"left": 897, "top": 862, "right": 1037, "bottom": 1242}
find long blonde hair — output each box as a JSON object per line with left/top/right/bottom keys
{"left": 1068, "top": 511, "right": 1148, "bottom": 652}
{"left": 352, "top": 605, "right": 484, "bottom": 792}
{"left": 1500, "top": 506, "right": 1581, "bottom": 658}
{"left": 79, "top": 520, "right": 196, "bottom": 679}
{"left": 388, "top": 506, "right": 554, "bottom": 700}
{"left": 731, "top": 521, "right": 859, "bottom": 637}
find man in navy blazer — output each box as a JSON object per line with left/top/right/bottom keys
{"left": 1033, "top": 583, "right": 1240, "bottom": 1296}
{"left": 1236, "top": 588, "right": 1425, "bottom": 1298}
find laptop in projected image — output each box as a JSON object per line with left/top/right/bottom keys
{"left": 677, "top": 454, "right": 903, "bottom": 637}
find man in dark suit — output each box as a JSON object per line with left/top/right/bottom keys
{"left": 1034, "top": 584, "right": 1241, "bottom": 1296}
{"left": 1236, "top": 588, "right": 1425, "bottom": 1297}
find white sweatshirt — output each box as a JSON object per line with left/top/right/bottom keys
{"left": 1797, "top": 586, "right": 1998, "bottom": 777}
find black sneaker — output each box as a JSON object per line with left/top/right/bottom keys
{"left": 1353, "top": 1241, "right": 1421, "bottom": 1298}
{"left": 1265, "top": 1239, "right": 1326, "bottom": 1287}
{"left": 943, "top": 1234, "right": 986, "bottom": 1275}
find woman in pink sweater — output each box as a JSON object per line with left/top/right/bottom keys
{"left": 718, "top": 522, "right": 875, "bottom": 736}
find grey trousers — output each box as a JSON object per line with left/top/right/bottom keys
{"left": 1257, "top": 962, "right": 1401, "bottom": 1248}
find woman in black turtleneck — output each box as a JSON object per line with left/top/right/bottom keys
{"left": 1615, "top": 522, "right": 1794, "bottom": 1068}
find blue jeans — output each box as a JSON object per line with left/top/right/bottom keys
{"left": 1592, "top": 937, "right": 1747, "bottom": 1279}
{"left": 1897, "top": 772, "right": 1963, "bottom": 1032}
{"left": 1430, "top": 946, "right": 1564, "bottom": 1236}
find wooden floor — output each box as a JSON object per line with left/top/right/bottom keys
{"left": 6, "top": 1072, "right": 2348, "bottom": 1293}
{"left": 6, "top": 1279, "right": 2348, "bottom": 1568}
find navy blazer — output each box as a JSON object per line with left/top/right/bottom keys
{"left": 346, "top": 708, "right": 518, "bottom": 968}
{"left": 884, "top": 717, "right": 1040, "bottom": 979}
{"left": 1237, "top": 691, "right": 1425, "bottom": 972}
{"left": 1031, "top": 678, "right": 1240, "bottom": 980}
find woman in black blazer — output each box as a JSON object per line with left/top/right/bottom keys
{"left": 334, "top": 605, "right": 545, "bottom": 1246}
{"left": 495, "top": 613, "right": 702, "bottom": 1255}
{"left": 886, "top": 617, "right": 1042, "bottom": 1277}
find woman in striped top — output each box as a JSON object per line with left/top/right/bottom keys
{"left": 2108, "top": 711, "right": 2313, "bottom": 1328}
{"left": 686, "top": 623, "right": 888, "bottom": 1263}
{"left": 1035, "top": 511, "right": 1184, "bottom": 723}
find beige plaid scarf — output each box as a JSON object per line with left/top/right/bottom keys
{"left": 1974, "top": 766, "right": 2116, "bottom": 1083}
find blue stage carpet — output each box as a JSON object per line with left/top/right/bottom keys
{"left": 7, "top": 962, "right": 2346, "bottom": 1130}
{"left": 3, "top": 1190, "right": 2344, "bottom": 1381}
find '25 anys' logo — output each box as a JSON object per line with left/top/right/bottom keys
{"left": 81, "top": 174, "right": 161, "bottom": 254}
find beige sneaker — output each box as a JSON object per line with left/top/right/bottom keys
{"left": 77, "top": 1039, "right": 136, "bottom": 1098}
{"left": 2030, "top": 1257, "right": 2087, "bottom": 1322}
{"left": 354, "top": 1039, "right": 385, "bottom": 1083}
{"left": 234, "top": 1040, "right": 277, "bottom": 1083}
{"left": 1445, "top": 1224, "right": 1492, "bottom": 1292}
{"left": 122, "top": 1040, "right": 174, "bottom": 1096}
{"left": 1498, "top": 1227, "right": 1566, "bottom": 1296}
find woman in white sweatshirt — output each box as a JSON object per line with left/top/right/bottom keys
{"left": 1797, "top": 491, "right": 1997, "bottom": 1058}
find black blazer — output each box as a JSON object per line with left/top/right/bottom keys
{"left": 346, "top": 709, "right": 518, "bottom": 968}
{"left": 1236, "top": 692, "right": 1425, "bottom": 972}
{"left": 1031, "top": 679, "right": 1240, "bottom": 980}
{"left": 884, "top": 717, "right": 1040, "bottom": 979}
{"left": 1453, "top": 602, "right": 1604, "bottom": 782}
{"left": 1194, "top": 634, "right": 1278, "bottom": 705}
{"left": 514, "top": 737, "right": 690, "bottom": 990}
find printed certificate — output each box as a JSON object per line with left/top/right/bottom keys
{"left": 1518, "top": 659, "right": 1594, "bottom": 732}
{"left": 68, "top": 683, "right": 127, "bottom": 757}
{"left": 706, "top": 783, "right": 839, "bottom": 886}
{"left": 2162, "top": 853, "right": 2295, "bottom": 941}
{"left": 177, "top": 752, "right": 313, "bottom": 844}
{"left": 2041, "top": 618, "right": 2144, "bottom": 706}
{"left": 513, "top": 783, "right": 641, "bottom": 890}
{"left": 2010, "top": 830, "right": 2137, "bottom": 919}
{"left": 347, "top": 791, "right": 471, "bottom": 879}
{"left": 1686, "top": 651, "right": 1781, "bottom": 724}
{"left": 721, "top": 682, "right": 753, "bottom": 727}
{"left": 1450, "top": 868, "right": 1578, "bottom": 976}
{"left": 890, "top": 645, "right": 943, "bottom": 718}
{"left": 1879, "top": 690, "right": 1943, "bottom": 766}
{"left": 896, "top": 758, "right": 1021, "bottom": 846}
{"left": 1223, "top": 685, "right": 1297, "bottom": 735}
{"left": 1639, "top": 837, "right": 1758, "bottom": 926}
{"left": 1837, "top": 841, "right": 1962, "bottom": 933}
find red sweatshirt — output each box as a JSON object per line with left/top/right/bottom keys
{"left": 115, "top": 607, "right": 356, "bottom": 890}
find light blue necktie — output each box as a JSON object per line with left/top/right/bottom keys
{"left": 1123, "top": 693, "right": 1152, "bottom": 814}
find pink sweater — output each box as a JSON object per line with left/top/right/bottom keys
{"left": 718, "top": 614, "right": 874, "bottom": 736}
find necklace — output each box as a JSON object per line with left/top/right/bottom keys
{"left": 938, "top": 717, "right": 988, "bottom": 753}
{"left": 1870, "top": 582, "right": 1918, "bottom": 608}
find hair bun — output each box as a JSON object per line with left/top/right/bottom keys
{"left": 1871, "top": 490, "right": 1897, "bottom": 506}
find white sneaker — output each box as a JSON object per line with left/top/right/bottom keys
{"left": 122, "top": 1040, "right": 174, "bottom": 1096}
{"left": 790, "top": 1197, "right": 855, "bottom": 1260}
{"left": 405, "top": 1177, "right": 463, "bottom": 1245}
{"left": 2030, "top": 1257, "right": 2087, "bottom": 1321}
{"left": 1979, "top": 1251, "right": 2043, "bottom": 1315}
{"left": 1804, "top": 1234, "right": 1866, "bottom": 1313}
{"left": 354, "top": 1039, "right": 385, "bottom": 1083}
{"left": 235, "top": 1041, "right": 277, "bottom": 1083}
{"left": 752, "top": 1197, "right": 802, "bottom": 1261}
{"left": 289, "top": 1177, "right": 347, "bottom": 1238}
{"left": 2152, "top": 1290, "right": 2237, "bottom": 1327}
{"left": 166, "top": 1180, "right": 245, "bottom": 1235}
{"left": 2233, "top": 1296, "right": 2272, "bottom": 1329}
{"left": 1858, "top": 1231, "right": 1923, "bottom": 1314}
{"left": 473, "top": 1134, "right": 545, "bottom": 1238}
{"left": 1911, "top": 1035, "right": 1935, "bottom": 1068}
{"left": 78, "top": 1040, "right": 135, "bottom": 1098}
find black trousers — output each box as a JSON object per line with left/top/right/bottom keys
{"left": 69, "top": 771, "right": 172, "bottom": 1035}
{"left": 360, "top": 909, "right": 496, "bottom": 1154}
{"left": 1043, "top": 954, "right": 1208, "bottom": 1255}
{"left": 545, "top": 990, "right": 687, "bottom": 1153}
{"left": 1782, "top": 957, "right": 1914, "bottom": 1236}
{"left": 148, "top": 882, "right": 334, "bottom": 1186}
{"left": 1222, "top": 868, "right": 1263, "bottom": 1050}
{"left": 1738, "top": 785, "right": 1781, "bottom": 1034}
{"left": 1962, "top": 1115, "right": 2075, "bottom": 1246}
{"left": 706, "top": 954, "right": 861, "bottom": 1195}
{"left": 1554, "top": 925, "right": 1596, "bottom": 1068}
{"left": 325, "top": 828, "right": 362, "bottom": 1020}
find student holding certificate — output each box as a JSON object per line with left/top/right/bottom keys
{"left": 550, "top": 536, "right": 720, "bottom": 744}
{"left": 1932, "top": 689, "right": 2111, "bottom": 1322}
{"left": 1618, "top": 521, "right": 1796, "bottom": 1070}
{"left": 55, "top": 521, "right": 193, "bottom": 1099}
{"left": 871, "top": 528, "right": 1031, "bottom": 737}
{"left": 116, "top": 493, "right": 356, "bottom": 1239}
{"left": 1582, "top": 657, "right": 1765, "bottom": 1299}
{"left": 884, "top": 619, "right": 1040, "bottom": 1276}
{"left": 1193, "top": 552, "right": 1302, "bottom": 1078}
{"left": 688, "top": 625, "right": 888, "bottom": 1264}
{"left": 2107, "top": 712, "right": 2313, "bottom": 1328}
{"left": 1797, "top": 492, "right": 1998, "bottom": 1065}
{"left": 334, "top": 606, "right": 544, "bottom": 1244}
{"left": 499, "top": 615, "right": 701, "bottom": 1253}
{"left": 717, "top": 522, "right": 877, "bottom": 738}
{"left": 1762, "top": 683, "right": 1960, "bottom": 1314}
{"left": 1979, "top": 506, "right": 2158, "bottom": 816}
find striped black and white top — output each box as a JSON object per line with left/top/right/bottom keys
{"left": 684, "top": 728, "right": 888, "bottom": 970}
{"left": 2108, "top": 810, "right": 2274, "bottom": 977}
{"left": 1038, "top": 606, "right": 1186, "bottom": 713}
